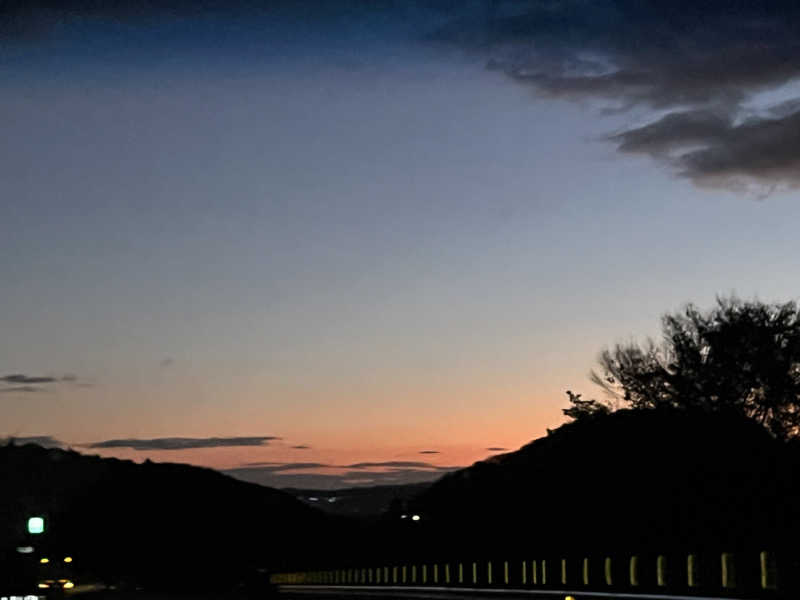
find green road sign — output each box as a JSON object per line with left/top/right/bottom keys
{"left": 27, "top": 516, "right": 45, "bottom": 534}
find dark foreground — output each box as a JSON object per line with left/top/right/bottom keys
{"left": 276, "top": 585, "right": 746, "bottom": 600}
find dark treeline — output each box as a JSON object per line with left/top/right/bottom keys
{"left": 567, "top": 296, "right": 800, "bottom": 440}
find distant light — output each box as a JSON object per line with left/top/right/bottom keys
{"left": 25, "top": 595, "right": 38, "bottom": 600}
{"left": 16, "top": 546, "right": 34, "bottom": 554}
{"left": 400, "top": 514, "right": 407, "bottom": 519}
{"left": 63, "top": 557, "right": 73, "bottom": 563}
{"left": 63, "top": 582, "right": 74, "bottom": 589}
{"left": 565, "top": 596, "right": 575, "bottom": 600}
{"left": 37, "top": 584, "right": 49, "bottom": 589}
{"left": 328, "top": 497, "right": 337, "bottom": 503}
{"left": 308, "top": 497, "right": 319, "bottom": 502}
{"left": 28, "top": 517, "right": 45, "bottom": 534}
{"left": 40, "top": 558, "right": 49, "bottom": 564}
{"left": 411, "top": 514, "right": 421, "bottom": 521}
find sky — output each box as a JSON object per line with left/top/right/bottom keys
{"left": 3, "top": 0, "right": 800, "bottom": 488}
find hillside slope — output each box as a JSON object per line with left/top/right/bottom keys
{"left": 412, "top": 409, "right": 800, "bottom": 554}
{"left": 0, "top": 443, "right": 338, "bottom": 589}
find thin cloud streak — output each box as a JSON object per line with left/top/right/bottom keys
{"left": 1, "top": 374, "right": 56, "bottom": 384}
{"left": 345, "top": 460, "right": 454, "bottom": 470}
{"left": 0, "top": 386, "right": 46, "bottom": 393}
{"left": 225, "top": 464, "right": 462, "bottom": 490}
{"left": 87, "top": 436, "right": 281, "bottom": 451}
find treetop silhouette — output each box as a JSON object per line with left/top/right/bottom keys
{"left": 566, "top": 296, "right": 800, "bottom": 439}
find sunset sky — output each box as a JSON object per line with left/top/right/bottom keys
{"left": 3, "top": 1, "right": 800, "bottom": 488}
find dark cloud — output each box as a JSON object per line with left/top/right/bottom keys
{"left": 610, "top": 107, "right": 800, "bottom": 189}
{"left": 419, "top": 450, "right": 440, "bottom": 454}
{"left": 87, "top": 436, "right": 280, "bottom": 451}
{"left": 439, "top": 0, "right": 800, "bottom": 191}
{"left": 1, "top": 435, "right": 65, "bottom": 448}
{"left": 5, "top": 1, "right": 800, "bottom": 191}
{"left": 0, "top": 385, "right": 45, "bottom": 393}
{"left": 486, "top": 447, "right": 508, "bottom": 452}
{"left": 291, "top": 445, "right": 312, "bottom": 450}
{"left": 1, "top": 374, "right": 56, "bottom": 384}
{"left": 0, "top": 373, "right": 89, "bottom": 391}
{"left": 160, "top": 358, "right": 175, "bottom": 368}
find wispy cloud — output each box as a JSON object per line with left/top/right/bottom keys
{"left": 0, "top": 435, "right": 65, "bottom": 448}
{"left": 160, "top": 358, "right": 175, "bottom": 368}
{"left": 419, "top": 450, "right": 440, "bottom": 454}
{"left": 1, "top": 374, "right": 56, "bottom": 384}
{"left": 0, "top": 385, "right": 46, "bottom": 393}
{"left": 0, "top": 372, "right": 90, "bottom": 392}
{"left": 87, "top": 436, "right": 280, "bottom": 451}
{"left": 486, "top": 447, "right": 508, "bottom": 452}
{"left": 345, "top": 461, "right": 453, "bottom": 470}
{"left": 234, "top": 462, "right": 330, "bottom": 473}
{"left": 291, "top": 445, "right": 312, "bottom": 450}
{"left": 225, "top": 461, "right": 462, "bottom": 490}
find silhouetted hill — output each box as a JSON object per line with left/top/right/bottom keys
{"left": 411, "top": 409, "right": 800, "bottom": 556}
{"left": 0, "top": 443, "right": 341, "bottom": 590}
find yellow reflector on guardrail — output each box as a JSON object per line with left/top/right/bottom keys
{"left": 722, "top": 553, "right": 735, "bottom": 589}
{"left": 760, "top": 551, "right": 777, "bottom": 590}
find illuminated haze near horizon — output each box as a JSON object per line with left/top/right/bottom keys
{"left": 3, "top": 1, "right": 800, "bottom": 488}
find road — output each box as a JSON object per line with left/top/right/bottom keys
{"left": 277, "top": 585, "right": 746, "bottom": 600}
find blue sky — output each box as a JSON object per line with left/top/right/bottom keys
{"left": 2, "top": 1, "right": 800, "bottom": 487}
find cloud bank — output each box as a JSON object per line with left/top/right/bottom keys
{"left": 442, "top": 0, "right": 800, "bottom": 192}
{"left": 225, "top": 459, "right": 462, "bottom": 489}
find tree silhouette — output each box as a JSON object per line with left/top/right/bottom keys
{"left": 580, "top": 296, "right": 800, "bottom": 439}
{"left": 562, "top": 390, "right": 611, "bottom": 421}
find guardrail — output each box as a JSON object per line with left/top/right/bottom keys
{"left": 271, "top": 550, "right": 784, "bottom": 597}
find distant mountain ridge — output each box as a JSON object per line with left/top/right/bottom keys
{"left": 0, "top": 442, "right": 338, "bottom": 590}
{"left": 286, "top": 482, "right": 432, "bottom": 518}
{"left": 5, "top": 409, "right": 798, "bottom": 590}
